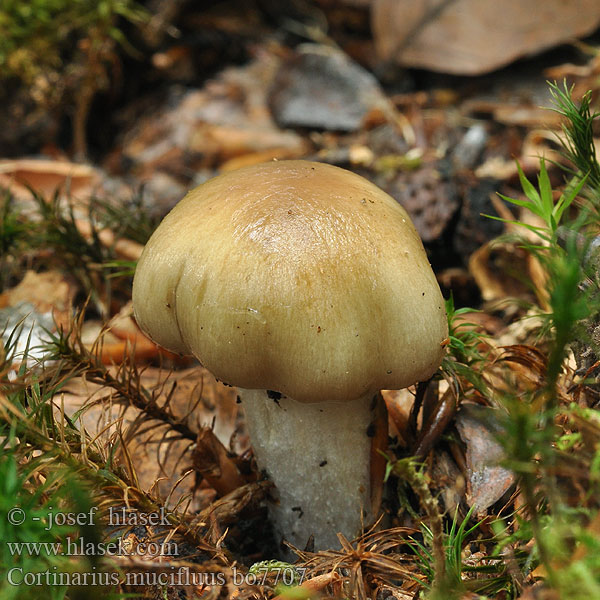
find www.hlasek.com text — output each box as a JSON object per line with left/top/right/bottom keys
{"left": 7, "top": 536, "right": 178, "bottom": 558}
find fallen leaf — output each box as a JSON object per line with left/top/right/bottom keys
{"left": 372, "top": 0, "right": 600, "bottom": 75}
{"left": 469, "top": 241, "right": 536, "bottom": 303}
{"left": 381, "top": 388, "right": 413, "bottom": 445}
{"left": 0, "top": 158, "right": 100, "bottom": 204}
{"left": 60, "top": 364, "right": 241, "bottom": 511}
{"left": 455, "top": 405, "right": 514, "bottom": 513}
{"left": 193, "top": 427, "right": 246, "bottom": 497}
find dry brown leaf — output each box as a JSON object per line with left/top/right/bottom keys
{"left": 381, "top": 388, "right": 413, "bottom": 445}
{"left": 455, "top": 405, "right": 515, "bottom": 514}
{"left": 469, "top": 241, "right": 535, "bottom": 303}
{"left": 192, "top": 427, "right": 246, "bottom": 497}
{"left": 372, "top": 0, "right": 600, "bottom": 75}
{"left": 413, "top": 386, "right": 457, "bottom": 459}
{"left": 475, "top": 155, "right": 543, "bottom": 181}
{"left": 78, "top": 304, "right": 176, "bottom": 365}
{"left": 60, "top": 363, "right": 241, "bottom": 511}
{"left": 0, "top": 158, "right": 100, "bottom": 203}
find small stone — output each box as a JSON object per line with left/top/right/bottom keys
{"left": 269, "top": 44, "right": 388, "bottom": 132}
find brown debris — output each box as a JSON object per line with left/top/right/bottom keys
{"left": 0, "top": 270, "right": 75, "bottom": 331}
{"left": 469, "top": 241, "right": 538, "bottom": 304}
{"left": 89, "top": 302, "right": 179, "bottom": 364}
{"left": 413, "top": 386, "right": 458, "bottom": 459}
{"left": 432, "top": 449, "right": 465, "bottom": 515}
{"left": 119, "top": 47, "right": 309, "bottom": 190}
{"left": 74, "top": 218, "right": 145, "bottom": 262}
{"left": 192, "top": 426, "right": 246, "bottom": 497}
{"left": 382, "top": 388, "right": 413, "bottom": 445}
{"left": 455, "top": 404, "right": 515, "bottom": 514}
{"left": 372, "top": 0, "right": 600, "bottom": 75}
{"left": 0, "top": 158, "right": 101, "bottom": 203}
{"left": 383, "top": 160, "right": 460, "bottom": 242}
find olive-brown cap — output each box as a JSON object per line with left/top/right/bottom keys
{"left": 132, "top": 160, "right": 447, "bottom": 403}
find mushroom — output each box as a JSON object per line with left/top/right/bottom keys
{"left": 132, "top": 160, "right": 447, "bottom": 553}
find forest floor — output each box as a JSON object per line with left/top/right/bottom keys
{"left": 2, "top": 3, "right": 600, "bottom": 599}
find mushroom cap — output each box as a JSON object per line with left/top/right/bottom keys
{"left": 133, "top": 160, "right": 447, "bottom": 403}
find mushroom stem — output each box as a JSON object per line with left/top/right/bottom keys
{"left": 239, "top": 389, "right": 375, "bottom": 555}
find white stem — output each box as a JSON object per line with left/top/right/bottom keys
{"left": 239, "top": 389, "right": 374, "bottom": 555}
